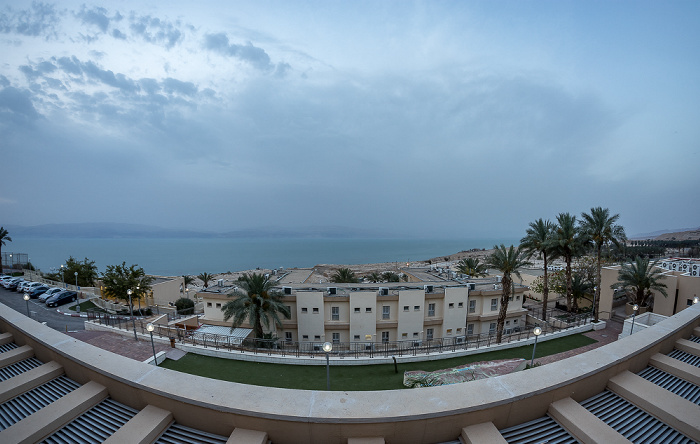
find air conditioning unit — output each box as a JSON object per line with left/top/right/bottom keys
{"left": 379, "top": 287, "right": 389, "bottom": 296}
{"left": 327, "top": 287, "right": 337, "bottom": 295}
{"left": 496, "top": 276, "right": 502, "bottom": 283}
{"left": 467, "top": 283, "right": 476, "bottom": 291}
{"left": 690, "top": 269, "right": 700, "bottom": 277}
{"left": 283, "top": 287, "right": 292, "bottom": 295}
{"left": 424, "top": 285, "right": 434, "bottom": 293}
{"left": 217, "top": 279, "right": 225, "bottom": 287}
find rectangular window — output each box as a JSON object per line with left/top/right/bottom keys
{"left": 446, "top": 329, "right": 452, "bottom": 335}
{"left": 312, "top": 307, "right": 319, "bottom": 313}
{"left": 286, "top": 305, "right": 292, "bottom": 314}
{"left": 354, "top": 335, "right": 360, "bottom": 340}
{"left": 513, "top": 319, "right": 519, "bottom": 324}
{"left": 426, "top": 328, "right": 434, "bottom": 340}
{"left": 314, "top": 335, "right": 321, "bottom": 341}
{"left": 331, "top": 306, "right": 339, "bottom": 320}
{"left": 428, "top": 303, "right": 435, "bottom": 316}
{"left": 285, "top": 332, "right": 292, "bottom": 342}
{"left": 506, "top": 320, "right": 510, "bottom": 326}
{"left": 332, "top": 332, "right": 340, "bottom": 343}
{"left": 366, "top": 307, "right": 372, "bottom": 313}
{"left": 456, "top": 328, "right": 462, "bottom": 334}
{"left": 491, "top": 298, "right": 498, "bottom": 311}
{"left": 448, "top": 302, "right": 454, "bottom": 309}
{"left": 381, "top": 331, "right": 389, "bottom": 343}
{"left": 207, "top": 302, "right": 212, "bottom": 307}
{"left": 516, "top": 295, "right": 520, "bottom": 301}
{"left": 403, "top": 305, "right": 409, "bottom": 311}
{"left": 302, "top": 335, "right": 308, "bottom": 340}
{"left": 402, "top": 333, "right": 408, "bottom": 338}
{"left": 301, "top": 307, "right": 308, "bottom": 313}
{"left": 469, "top": 300, "right": 476, "bottom": 313}
{"left": 216, "top": 303, "right": 221, "bottom": 308}
{"left": 382, "top": 306, "right": 390, "bottom": 319}
{"left": 467, "top": 324, "right": 474, "bottom": 335}
{"left": 354, "top": 307, "right": 360, "bottom": 313}
{"left": 413, "top": 332, "right": 419, "bottom": 338}
{"left": 458, "top": 302, "right": 463, "bottom": 308}
{"left": 414, "top": 305, "right": 420, "bottom": 311}
{"left": 489, "top": 323, "right": 496, "bottom": 334}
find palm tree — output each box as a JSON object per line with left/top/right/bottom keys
{"left": 381, "top": 271, "right": 401, "bottom": 282}
{"left": 183, "top": 275, "right": 195, "bottom": 287}
{"left": 611, "top": 257, "right": 668, "bottom": 308}
{"left": 486, "top": 244, "right": 531, "bottom": 343}
{"left": 331, "top": 267, "right": 358, "bottom": 283}
{"left": 198, "top": 272, "right": 214, "bottom": 289}
{"left": 520, "top": 219, "right": 555, "bottom": 321}
{"left": 0, "top": 227, "right": 11, "bottom": 273}
{"left": 580, "top": 207, "right": 626, "bottom": 322}
{"left": 366, "top": 271, "right": 382, "bottom": 283}
{"left": 455, "top": 257, "right": 487, "bottom": 278}
{"left": 549, "top": 213, "right": 587, "bottom": 312}
{"left": 222, "top": 272, "right": 291, "bottom": 339}
{"left": 571, "top": 272, "right": 593, "bottom": 313}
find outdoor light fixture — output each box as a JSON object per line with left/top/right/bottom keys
{"left": 694, "top": 296, "right": 699, "bottom": 304}
{"left": 147, "top": 323, "right": 158, "bottom": 366}
{"left": 630, "top": 304, "right": 639, "bottom": 336}
{"left": 74, "top": 271, "right": 78, "bottom": 289}
{"left": 530, "top": 326, "right": 542, "bottom": 367}
{"left": 322, "top": 341, "right": 332, "bottom": 390}
{"left": 23, "top": 293, "right": 30, "bottom": 317}
{"left": 127, "top": 289, "right": 133, "bottom": 316}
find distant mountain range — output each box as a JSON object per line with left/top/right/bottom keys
{"left": 5, "top": 223, "right": 392, "bottom": 239}
{"left": 630, "top": 226, "right": 700, "bottom": 240}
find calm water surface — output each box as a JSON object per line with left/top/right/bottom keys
{"left": 10, "top": 237, "right": 518, "bottom": 276}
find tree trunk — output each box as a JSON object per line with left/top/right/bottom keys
{"left": 594, "top": 246, "right": 602, "bottom": 322}
{"left": 496, "top": 275, "right": 511, "bottom": 344}
{"left": 565, "top": 254, "right": 573, "bottom": 312}
{"left": 541, "top": 253, "right": 549, "bottom": 321}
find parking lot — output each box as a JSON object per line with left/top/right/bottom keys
{"left": 0, "top": 284, "right": 86, "bottom": 332}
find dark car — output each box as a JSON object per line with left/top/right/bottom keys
{"left": 29, "top": 285, "right": 50, "bottom": 298}
{"left": 46, "top": 290, "right": 77, "bottom": 307}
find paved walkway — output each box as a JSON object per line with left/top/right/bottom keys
{"left": 534, "top": 318, "right": 624, "bottom": 365}
{"left": 66, "top": 330, "right": 174, "bottom": 362}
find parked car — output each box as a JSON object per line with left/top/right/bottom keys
{"left": 39, "top": 287, "right": 64, "bottom": 303}
{"left": 8, "top": 278, "right": 25, "bottom": 291}
{"left": 16, "top": 281, "right": 36, "bottom": 293}
{"left": 2, "top": 277, "right": 19, "bottom": 289}
{"left": 46, "top": 290, "right": 77, "bottom": 307}
{"left": 29, "top": 286, "right": 50, "bottom": 298}
{"left": 22, "top": 282, "right": 45, "bottom": 294}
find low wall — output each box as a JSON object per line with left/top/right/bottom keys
{"left": 2, "top": 303, "right": 699, "bottom": 444}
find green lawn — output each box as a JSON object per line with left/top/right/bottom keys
{"left": 70, "top": 300, "right": 102, "bottom": 312}
{"left": 160, "top": 333, "right": 596, "bottom": 391}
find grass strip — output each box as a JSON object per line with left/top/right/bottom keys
{"left": 160, "top": 333, "right": 596, "bottom": 391}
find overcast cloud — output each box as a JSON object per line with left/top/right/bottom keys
{"left": 1, "top": 1, "right": 699, "bottom": 238}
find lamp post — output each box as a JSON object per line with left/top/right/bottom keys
{"left": 127, "top": 289, "right": 133, "bottom": 316}
{"left": 74, "top": 271, "right": 78, "bottom": 289}
{"left": 23, "top": 293, "right": 30, "bottom": 317}
{"left": 592, "top": 286, "right": 598, "bottom": 323}
{"left": 629, "top": 304, "right": 639, "bottom": 336}
{"left": 60, "top": 265, "right": 65, "bottom": 286}
{"left": 322, "top": 341, "right": 332, "bottom": 390}
{"left": 530, "top": 326, "right": 542, "bottom": 367}
{"left": 147, "top": 323, "right": 158, "bottom": 366}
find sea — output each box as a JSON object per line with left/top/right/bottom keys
{"left": 9, "top": 237, "right": 519, "bottom": 277}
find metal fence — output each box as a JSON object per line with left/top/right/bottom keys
{"left": 86, "top": 309, "right": 593, "bottom": 360}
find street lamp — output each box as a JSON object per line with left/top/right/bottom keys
{"left": 74, "top": 271, "right": 78, "bottom": 289}
{"left": 147, "top": 323, "right": 158, "bottom": 366}
{"left": 60, "top": 265, "right": 65, "bottom": 286}
{"left": 322, "top": 341, "right": 332, "bottom": 390}
{"left": 127, "top": 289, "right": 133, "bottom": 316}
{"left": 23, "top": 293, "right": 30, "bottom": 317}
{"left": 592, "top": 286, "right": 598, "bottom": 323}
{"left": 630, "top": 304, "right": 639, "bottom": 336}
{"left": 530, "top": 326, "right": 542, "bottom": 367}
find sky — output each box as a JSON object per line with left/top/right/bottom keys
{"left": 1, "top": 0, "right": 699, "bottom": 239}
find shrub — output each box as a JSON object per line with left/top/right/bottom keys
{"left": 174, "top": 297, "right": 195, "bottom": 313}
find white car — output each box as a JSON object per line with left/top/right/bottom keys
{"left": 39, "top": 287, "right": 64, "bottom": 303}
{"left": 23, "top": 282, "right": 45, "bottom": 294}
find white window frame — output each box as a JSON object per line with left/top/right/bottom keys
{"left": 331, "top": 306, "right": 339, "bottom": 321}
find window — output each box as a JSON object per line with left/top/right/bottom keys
{"left": 314, "top": 335, "right": 321, "bottom": 340}
{"left": 428, "top": 303, "right": 435, "bottom": 316}
{"left": 413, "top": 332, "right": 419, "bottom": 338}
{"left": 513, "top": 319, "right": 518, "bottom": 324}
{"left": 354, "top": 307, "right": 360, "bottom": 313}
{"left": 457, "top": 328, "right": 462, "bottom": 334}
{"left": 426, "top": 328, "right": 434, "bottom": 340}
{"left": 332, "top": 332, "right": 340, "bottom": 343}
{"left": 286, "top": 305, "right": 291, "bottom": 314}
{"left": 366, "top": 307, "right": 372, "bottom": 313}
{"left": 467, "top": 324, "right": 474, "bottom": 335}
{"left": 331, "top": 306, "right": 339, "bottom": 320}
{"left": 403, "top": 305, "right": 409, "bottom": 312}
{"left": 509, "top": 295, "right": 514, "bottom": 302}
{"left": 469, "top": 300, "right": 476, "bottom": 313}
{"left": 285, "top": 332, "right": 292, "bottom": 342}
{"left": 302, "top": 307, "right": 308, "bottom": 313}
{"left": 446, "top": 329, "right": 452, "bottom": 335}
{"left": 216, "top": 303, "right": 221, "bottom": 308}
{"left": 489, "top": 323, "right": 496, "bottom": 334}
{"left": 506, "top": 320, "right": 510, "bottom": 326}
{"left": 207, "top": 302, "right": 212, "bottom": 307}
{"left": 302, "top": 335, "right": 309, "bottom": 340}
{"left": 381, "top": 331, "right": 389, "bottom": 343}
{"left": 402, "top": 333, "right": 408, "bottom": 338}
{"left": 354, "top": 335, "right": 360, "bottom": 341}
{"left": 312, "top": 307, "right": 319, "bottom": 313}
{"left": 516, "top": 295, "right": 520, "bottom": 301}
{"left": 414, "top": 305, "right": 420, "bottom": 311}
{"left": 458, "top": 302, "right": 463, "bottom": 308}
{"left": 382, "top": 306, "right": 390, "bottom": 319}
{"left": 448, "top": 303, "right": 454, "bottom": 309}
{"left": 491, "top": 298, "right": 498, "bottom": 311}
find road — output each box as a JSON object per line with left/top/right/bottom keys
{"left": 0, "top": 286, "right": 86, "bottom": 332}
